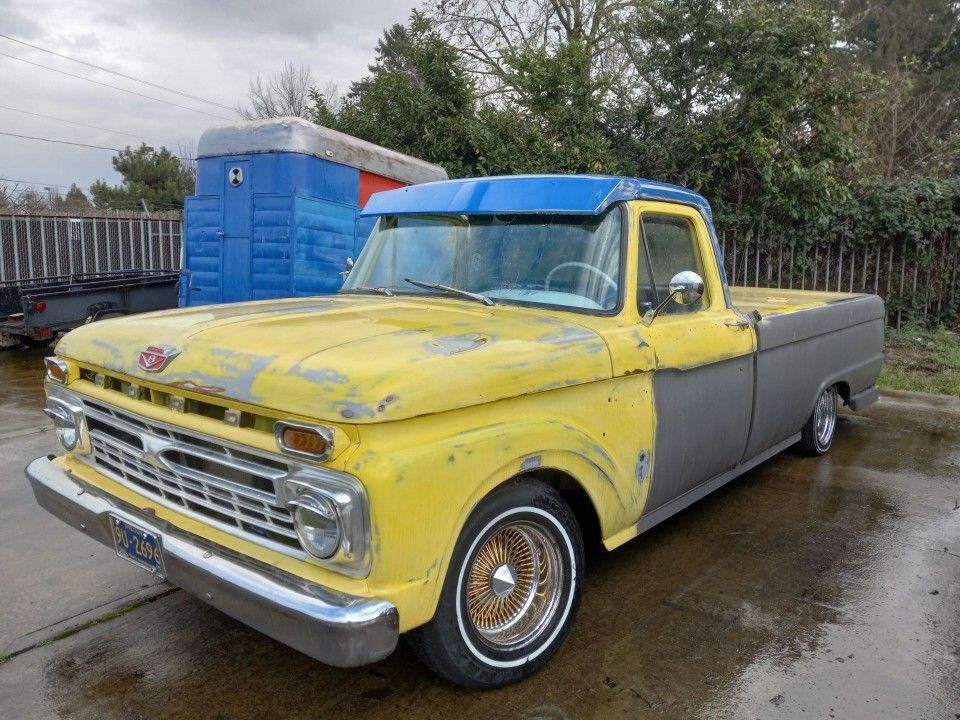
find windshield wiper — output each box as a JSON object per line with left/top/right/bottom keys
{"left": 342, "top": 286, "right": 395, "bottom": 297}
{"left": 403, "top": 278, "right": 494, "bottom": 306}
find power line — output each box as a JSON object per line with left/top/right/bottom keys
{"left": 0, "top": 33, "right": 235, "bottom": 112}
{"left": 0, "top": 177, "right": 93, "bottom": 191}
{"left": 0, "top": 130, "right": 122, "bottom": 152}
{"left": 0, "top": 103, "right": 153, "bottom": 142}
{"left": 0, "top": 51, "right": 232, "bottom": 121}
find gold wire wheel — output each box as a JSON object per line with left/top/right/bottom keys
{"left": 465, "top": 522, "right": 563, "bottom": 650}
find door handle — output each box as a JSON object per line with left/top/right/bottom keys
{"left": 724, "top": 317, "right": 750, "bottom": 329}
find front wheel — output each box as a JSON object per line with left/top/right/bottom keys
{"left": 799, "top": 385, "right": 839, "bottom": 455}
{"left": 408, "top": 480, "right": 584, "bottom": 688}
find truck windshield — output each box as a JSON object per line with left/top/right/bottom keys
{"left": 342, "top": 209, "right": 623, "bottom": 312}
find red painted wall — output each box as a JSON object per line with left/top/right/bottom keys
{"left": 359, "top": 171, "right": 406, "bottom": 208}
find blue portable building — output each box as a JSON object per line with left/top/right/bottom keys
{"left": 181, "top": 117, "right": 447, "bottom": 306}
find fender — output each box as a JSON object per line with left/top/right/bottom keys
{"left": 352, "top": 396, "right": 650, "bottom": 630}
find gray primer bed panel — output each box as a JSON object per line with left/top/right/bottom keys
{"left": 744, "top": 295, "right": 885, "bottom": 460}
{"left": 753, "top": 294, "right": 885, "bottom": 351}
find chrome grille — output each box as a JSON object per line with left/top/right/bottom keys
{"left": 79, "top": 398, "right": 301, "bottom": 553}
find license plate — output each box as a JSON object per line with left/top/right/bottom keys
{"left": 110, "top": 515, "right": 165, "bottom": 577}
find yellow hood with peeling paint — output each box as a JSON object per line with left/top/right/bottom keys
{"left": 55, "top": 295, "right": 612, "bottom": 423}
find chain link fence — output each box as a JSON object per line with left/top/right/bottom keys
{"left": 0, "top": 212, "right": 183, "bottom": 282}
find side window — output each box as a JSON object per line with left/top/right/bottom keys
{"left": 638, "top": 213, "right": 707, "bottom": 314}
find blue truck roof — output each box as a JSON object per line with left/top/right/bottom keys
{"left": 359, "top": 174, "right": 714, "bottom": 219}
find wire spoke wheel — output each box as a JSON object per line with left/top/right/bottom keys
{"left": 465, "top": 521, "right": 563, "bottom": 651}
{"left": 408, "top": 482, "right": 583, "bottom": 688}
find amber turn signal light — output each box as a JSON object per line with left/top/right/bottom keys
{"left": 275, "top": 421, "right": 334, "bottom": 461}
{"left": 44, "top": 356, "right": 68, "bottom": 384}
{"left": 283, "top": 427, "right": 326, "bottom": 454}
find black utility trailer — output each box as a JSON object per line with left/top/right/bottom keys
{"left": 0, "top": 270, "right": 180, "bottom": 348}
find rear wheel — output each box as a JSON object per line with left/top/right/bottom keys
{"left": 408, "top": 480, "right": 583, "bottom": 689}
{"left": 799, "top": 385, "right": 838, "bottom": 455}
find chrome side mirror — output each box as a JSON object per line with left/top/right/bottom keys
{"left": 643, "top": 270, "right": 704, "bottom": 324}
{"left": 668, "top": 270, "right": 704, "bottom": 305}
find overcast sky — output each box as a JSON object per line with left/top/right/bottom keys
{"left": 0, "top": 0, "right": 417, "bottom": 199}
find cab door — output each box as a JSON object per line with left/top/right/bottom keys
{"left": 636, "top": 202, "right": 755, "bottom": 516}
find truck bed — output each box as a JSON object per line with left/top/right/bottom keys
{"left": 729, "top": 286, "right": 869, "bottom": 318}
{"left": 728, "top": 284, "right": 885, "bottom": 460}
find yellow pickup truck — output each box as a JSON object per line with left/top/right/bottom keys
{"left": 28, "top": 175, "right": 884, "bottom": 688}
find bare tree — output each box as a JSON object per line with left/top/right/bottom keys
{"left": 428, "top": 0, "right": 633, "bottom": 99}
{"left": 0, "top": 182, "right": 15, "bottom": 210}
{"left": 839, "top": 0, "right": 960, "bottom": 177}
{"left": 177, "top": 139, "right": 198, "bottom": 192}
{"left": 237, "top": 62, "right": 315, "bottom": 119}
{"left": 316, "top": 81, "right": 342, "bottom": 115}
{"left": 308, "top": 81, "right": 342, "bottom": 127}
{"left": 857, "top": 63, "right": 959, "bottom": 179}
{"left": 14, "top": 189, "right": 50, "bottom": 214}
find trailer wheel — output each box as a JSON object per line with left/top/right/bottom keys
{"left": 408, "top": 480, "right": 583, "bottom": 688}
{"left": 799, "top": 385, "right": 838, "bottom": 455}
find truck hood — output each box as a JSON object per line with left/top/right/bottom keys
{"left": 55, "top": 295, "right": 611, "bottom": 423}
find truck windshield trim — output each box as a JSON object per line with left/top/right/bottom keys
{"left": 342, "top": 206, "right": 627, "bottom": 317}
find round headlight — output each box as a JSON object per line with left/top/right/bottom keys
{"left": 43, "top": 403, "right": 79, "bottom": 451}
{"left": 288, "top": 492, "right": 341, "bottom": 559}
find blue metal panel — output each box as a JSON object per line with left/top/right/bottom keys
{"left": 182, "top": 195, "right": 222, "bottom": 306}
{"left": 243, "top": 152, "right": 358, "bottom": 205}
{"left": 186, "top": 149, "right": 365, "bottom": 303}
{"left": 194, "top": 157, "right": 223, "bottom": 195}
{"left": 292, "top": 194, "right": 356, "bottom": 296}
{"left": 360, "top": 174, "right": 713, "bottom": 219}
{"left": 251, "top": 194, "right": 293, "bottom": 300}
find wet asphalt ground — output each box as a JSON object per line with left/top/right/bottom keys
{"left": 0, "top": 346, "right": 957, "bottom": 719}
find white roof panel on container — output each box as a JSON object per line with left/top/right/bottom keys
{"left": 197, "top": 116, "right": 448, "bottom": 185}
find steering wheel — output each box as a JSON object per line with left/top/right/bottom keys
{"left": 544, "top": 262, "right": 618, "bottom": 295}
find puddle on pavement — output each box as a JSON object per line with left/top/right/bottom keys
{"left": 18, "top": 400, "right": 960, "bottom": 719}
{"left": 0, "top": 346, "right": 50, "bottom": 418}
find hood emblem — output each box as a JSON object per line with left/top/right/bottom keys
{"left": 138, "top": 345, "right": 181, "bottom": 372}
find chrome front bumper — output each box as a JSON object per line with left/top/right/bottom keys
{"left": 25, "top": 456, "right": 399, "bottom": 667}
